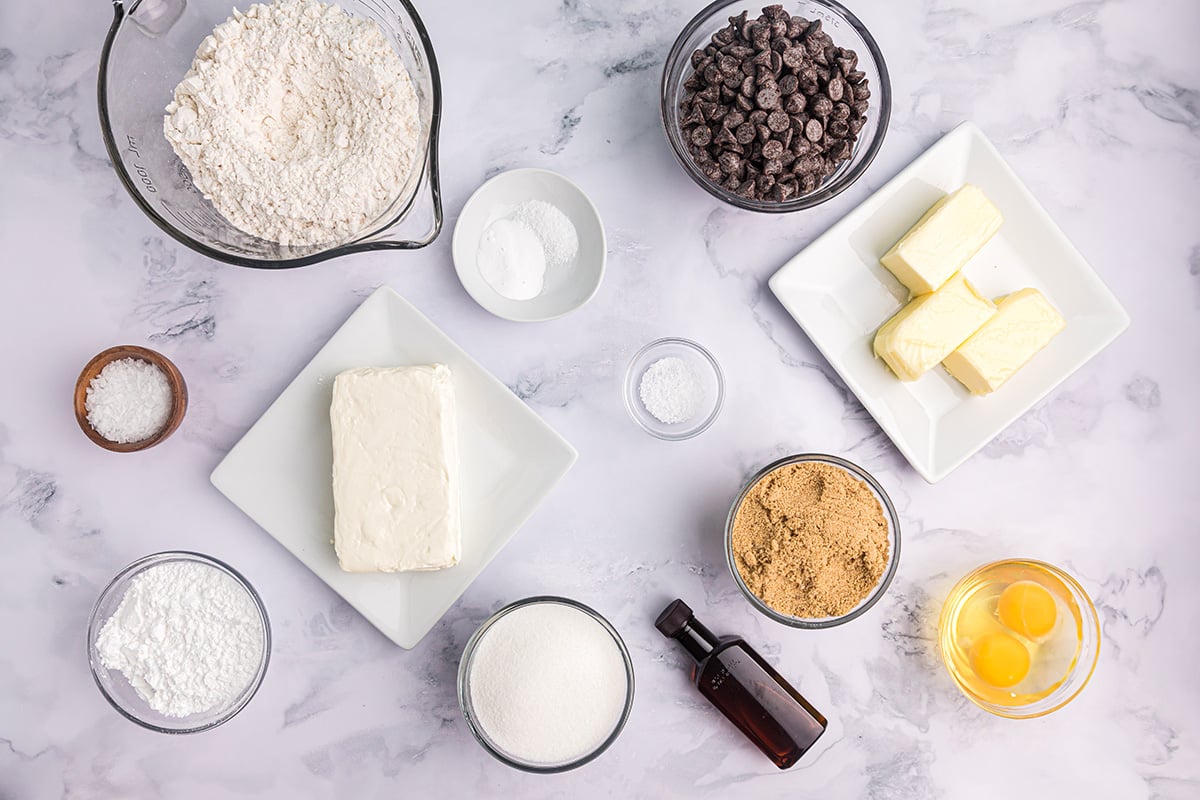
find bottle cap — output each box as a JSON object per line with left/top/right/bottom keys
{"left": 655, "top": 598, "right": 693, "bottom": 638}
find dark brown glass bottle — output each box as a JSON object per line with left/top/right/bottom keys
{"left": 655, "top": 598, "right": 827, "bottom": 769}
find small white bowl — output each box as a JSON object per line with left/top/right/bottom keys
{"left": 453, "top": 168, "right": 605, "bottom": 322}
{"left": 623, "top": 338, "right": 725, "bottom": 441}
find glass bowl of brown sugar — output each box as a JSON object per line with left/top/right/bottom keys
{"left": 724, "top": 453, "right": 900, "bottom": 629}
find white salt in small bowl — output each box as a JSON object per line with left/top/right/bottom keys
{"left": 623, "top": 337, "right": 725, "bottom": 441}
{"left": 86, "top": 551, "right": 271, "bottom": 734}
{"left": 452, "top": 168, "right": 606, "bottom": 322}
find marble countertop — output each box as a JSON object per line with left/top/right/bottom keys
{"left": 2, "top": 0, "right": 1198, "bottom": 796}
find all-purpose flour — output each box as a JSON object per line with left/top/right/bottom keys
{"left": 96, "top": 560, "right": 264, "bottom": 718}
{"left": 164, "top": 0, "right": 421, "bottom": 246}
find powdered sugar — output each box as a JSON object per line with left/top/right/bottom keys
{"left": 639, "top": 357, "right": 703, "bottom": 424}
{"left": 96, "top": 560, "right": 265, "bottom": 718}
{"left": 85, "top": 358, "right": 172, "bottom": 444}
{"left": 164, "top": 0, "right": 421, "bottom": 246}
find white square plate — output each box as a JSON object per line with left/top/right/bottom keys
{"left": 211, "top": 286, "right": 577, "bottom": 648}
{"left": 769, "top": 122, "right": 1129, "bottom": 482}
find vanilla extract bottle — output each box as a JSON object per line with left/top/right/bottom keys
{"left": 655, "top": 599, "right": 827, "bottom": 769}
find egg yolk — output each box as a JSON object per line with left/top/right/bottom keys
{"left": 970, "top": 632, "right": 1031, "bottom": 688}
{"left": 997, "top": 581, "right": 1057, "bottom": 639}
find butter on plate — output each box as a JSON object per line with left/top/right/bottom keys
{"left": 880, "top": 184, "right": 1003, "bottom": 295}
{"left": 331, "top": 365, "right": 461, "bottom": 573}
{"left": 874, "top": 273, "right": 996, "bottom": 381}
{"left": 944, "top": 288, "right": 1066, "bottom": 395}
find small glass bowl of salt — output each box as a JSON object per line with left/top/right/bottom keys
{"left": 623, "top": 337, "right": 725, "bottom": 441}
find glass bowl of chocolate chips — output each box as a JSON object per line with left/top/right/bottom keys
{"left": 662, "top": 1, "right": 890, "bottom": 210}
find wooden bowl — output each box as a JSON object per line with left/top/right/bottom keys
{"left": 74, "top": 345, "right": 188, "bottom": 453}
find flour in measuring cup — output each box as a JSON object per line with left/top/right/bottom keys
{"left": 163, "top": 0, "right": 421, "bottom": 246}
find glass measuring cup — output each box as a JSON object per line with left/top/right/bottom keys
{"left": 98, "top": 0, "right": 443, "bottom": 268}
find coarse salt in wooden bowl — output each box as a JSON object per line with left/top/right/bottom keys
{"left": 74, "top": 345, "right": 188, "bottom": 453}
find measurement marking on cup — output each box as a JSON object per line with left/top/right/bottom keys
{"left": 125, "top": 135, "right": 158, "bottom": 193}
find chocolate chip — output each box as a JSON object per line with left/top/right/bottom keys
{"left": 766, "top": 110, "right": 790, "bottom": 132}
{"left": 784, "top": 93, "right": 806, "bottom": 115}
{"left": 757, "top": 124, "right": 772, "bottom": 143}
{"left": 804, "top": 118, "right": 824, "bottom": 141}
{"left": 827, "top": 77, "right": 845, "bottom": 102}
{"left": 735, "top": 122, "right": 757, "bottom": 144}
{"left": 810, "top": 95, "right": 833, "bottom": 118}
{"left": 756, "top": 86, "right": 781, "bottom": 110}
{"left": 782, "top": 46, "right": 807, "bottom": 69}
{"left": 691, "top": 125, "right": 713, "bottom": 147}
{"left": 779, "top": 74, "right": 799, "bottom": 95}
{"left": 762, "top": 139, "right": 784, "bottom": 159}
{"left": 724, "top": 109, "right": 746, "bottom": 129}
{"left": 828, "top": 119, "right": 849, "bottom": 138}
{"left": 735, "top": 93, "right": 753, "bottom": 111}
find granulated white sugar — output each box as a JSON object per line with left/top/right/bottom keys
{"left": 466, "top": 602, "right": 628, "bottom": 765}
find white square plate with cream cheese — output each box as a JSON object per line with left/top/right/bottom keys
{"left": 211, "top": 286, "right": 577, "bottom": 648}
{"left": 769, "top": 122, "right": 1129, "bottom": 483}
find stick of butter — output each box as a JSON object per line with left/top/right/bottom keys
{"left": 874, "top": 273, "right": 996, "bottom": 381}
{"left": 331, "top": 365, "right": 461, "bottom": 573}
{"left": 943, "top": 288, "right": 1066, "bottom": 395}
{"left": 880, "top": 185, "right": 1003, "bottom": 295}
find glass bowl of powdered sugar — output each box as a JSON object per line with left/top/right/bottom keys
{"left": 87, "top": 551, "right": 270, "bottom": 734}
{"left": 624, "top": 337, "right": 725, "bottom": 441}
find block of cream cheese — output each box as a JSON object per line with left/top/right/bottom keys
{"left": 880, "top": 184, "right": 1003, "bottom": 295}
{"left": 943, "top": 288, "right": 1066, "bottom": 395}
{"left": 331, "top": 365, "right": 460, "bottom": 573}
{"left": 874, "top": 273, "right": 996, "bottom": 381}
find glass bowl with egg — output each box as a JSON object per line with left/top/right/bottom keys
{"left": 724, "top": 453, "right": 901, "bottom": 628}
{"left": 937, "top": 558, "right": 1100, "bottom": 719}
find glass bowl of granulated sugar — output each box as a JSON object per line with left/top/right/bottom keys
{"left": 87, "top": 551, "right": 271, "bottom": 734}
{"left": 623, "top": 338, "right": 725, "bottom": 441}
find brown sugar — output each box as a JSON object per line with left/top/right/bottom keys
{"left": 731, "top": 461, "right": 890, "bottom": 618}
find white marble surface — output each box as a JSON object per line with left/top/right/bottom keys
{"left": 2, "top": 0, "right": 1198, "bottom": 796}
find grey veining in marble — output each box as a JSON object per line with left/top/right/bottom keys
{"left": 1, "top": 0, "right": 1199, "bottom": 797}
